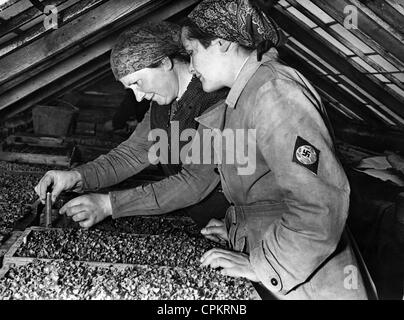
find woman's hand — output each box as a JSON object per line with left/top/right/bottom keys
{"left": 200, "top": 248, "right": 259, "bottom": 282}
{"left": 34, "top": 170, "right": 83, "bottom": 203}
{"left": 201, "top": 218, "right": 229, "bottom": 245}
{"left": 59, "top": 193, "right": 112, "bottom": 229}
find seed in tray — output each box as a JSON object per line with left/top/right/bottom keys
{"left": 94, "top": 216, "right": 201, "bottom": 236}
{"left": 0, "top": 259, "right": 255, "bottom": 300}
{"left": 15, "top": 228, "right": 221, "bottom": 268}
{"left": 0, "top": 169, "right": 44, "bottom": 232}
{"left": 0, "top": 171, "right": 38, "bottom": 206}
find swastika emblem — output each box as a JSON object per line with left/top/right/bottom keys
{"left": 296, "top": 145, "right": 317, "bottom": 165}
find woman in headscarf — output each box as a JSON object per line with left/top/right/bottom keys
{"left": 34, "top": 21, "right": 229, "bottom": 228}
{"left": 178, "top": 0, "right": 370, "bottom": 299}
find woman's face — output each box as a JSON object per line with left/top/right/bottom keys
{"left": 181, "top": 28, "right": 226, "bottom": 92}
{"left": 119, "top": 66, "right": 178, "bottom": 105}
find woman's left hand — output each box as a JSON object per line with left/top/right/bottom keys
{"left": 200, "top": 248, "right": 259, "bottom": 282}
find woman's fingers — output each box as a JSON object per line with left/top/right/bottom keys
{"left": 200, "top": 248, "right": 259, "bottom": 282}
{"left": 60, "top": 201, "right": 86, "bottom": 216}
{"left": 201, "top": 218, "right": 229, "bottom": 242}
{"left": 71, "top": 211, "right": 89, "bottom": 222}
{"left": 204, "top": 218, "right": 224, "bottom": 228}
{"left": 220, "top": 267, "right": 245, "bottom": 278}
{"left": 79, "top": 219, "right": 93, "bottom": 229}
{"left": 200, "top": 248, "right": 245, "bottom": 265}
{"left": 35, "top": 174, "right": 53, "bottom": 203}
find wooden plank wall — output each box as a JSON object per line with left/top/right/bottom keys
{"left": 0, "top": 0, "right": 199, "bottom": 120}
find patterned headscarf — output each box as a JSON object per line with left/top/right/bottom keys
{"left": 110, "top": 21, "right": 185, "bottom": 80}
{"left": 188, "top": 0, "right": 283, "bottom": 48}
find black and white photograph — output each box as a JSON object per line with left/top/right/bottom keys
{"left": 0, "top": 0, "right": 403, "bottom": 307}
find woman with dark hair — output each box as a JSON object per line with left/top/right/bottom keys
{"left": 35, "top": 21, "right": 229, "bottom": 228}
{"left": 178, "top": 0, "right": 369, "bottom": 299}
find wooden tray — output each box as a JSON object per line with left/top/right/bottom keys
{"left": 0, "top": 136, "right": 79, "bottom": 168}
{"left": 0, "top": 228, "right": 260, "bottom": 299}
{"left": 2, "top": 227, "right": 157, "bottom": 270}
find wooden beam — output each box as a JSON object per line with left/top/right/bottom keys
{"left": 278, "top": 46, "right": 386, "bottom": 128}
{"left": 272, "top": 6, "right": 404, "bottom": 119}
{"left": 349, "top": 0, "right": 404, "bottom": 43}
{"left": 0, "top": 0, "right": 199, "bottom": 93}
{"left": 0, "top": 55, "right": 110, "bottom": 120}
{"left": 0, "top": 37, "right": 111, "bottom": 108}
{"left": 0, "top": 152, "right": 71, "bottom": 166}
{"left": 359, "top": 0, "right": 404, "bottom": 36}
{"left": 0, "top": 0, "right": 69, "bottom": 39}
{"left": 0, "top": 0, "right": 22, "bottom": 11}
{"left": 0, "top": 0, "right": 31, "bottom": 19}
{"left": 281, "top": 43, "right": 391, "bottom": 125}
{"left": 287, "top": 0, "right": 404, "bottom": 91}
{"left": 0, "top": 0, "right": 199, "bottom": 117}
{"left": 0, "top": 0, "right": 151, "bottom": 85}
{"left": 311, "top": 0, "right": 404, "bottom": 66}
{"left": 0, "top": 0, "right": 108, "bottom": 58}
{"left": 5, "top": 134, "right": 66, "bottom": 148}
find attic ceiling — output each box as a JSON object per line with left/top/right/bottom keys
{"left": 0, "top": 0, "right": 403, "bottom": 132}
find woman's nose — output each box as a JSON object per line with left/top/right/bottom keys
{"left": 188, "top": 57, "right": 196, "bottom": 75}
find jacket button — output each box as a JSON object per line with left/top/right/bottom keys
{"left": 214, "top": 168, "right": 220, "bottom": 175}
{"left": 271, "top": 278, "right": 278, "bottom": 286}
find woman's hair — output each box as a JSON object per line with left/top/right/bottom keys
{"left": 181, "top": 18, "right": 218, "bottom": 49}
{"left": 181, "top": 17, "right": 273, "bottom": 61}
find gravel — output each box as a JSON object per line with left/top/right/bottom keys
{"left": 94, "top": 216, "right": 201, "bottom": 236}
{"left": 0, "top": 203, "right": 31, "bottom": 236}
{"left": 0, "top": 171, "right": 38, "bottom": 206}
{"left": 0, "top": 170, "right": 39, "bottom": 236}
{"left": 0, "top": 259, "right": 255, "bottom": 300}
{"left": 15, "top": 228, "right": 218, "bottom": 268}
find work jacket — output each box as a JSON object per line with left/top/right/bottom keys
{"left": 106, "top": 49, "right": 370, "bottom": 299}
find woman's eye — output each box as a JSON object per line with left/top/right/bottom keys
{"left": 130, "top": 80, "right": 141, "bottom": 88}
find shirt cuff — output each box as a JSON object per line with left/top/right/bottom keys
{"left": 109, "top": 187, "right": 160, "bottom": 219}
{"left": 250, "top": 242, "right": 283, "bottom": 293}
{"left": 71, "top": 165, "right": 96, "bottom": 191}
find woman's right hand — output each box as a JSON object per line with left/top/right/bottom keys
{"left": 34, "top": 170, "right": 83, "bottom": 204}
{"left": 201, "top": 218, "right": 229, "bottom": 245}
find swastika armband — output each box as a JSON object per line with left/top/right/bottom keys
{"left": 292, "top": 136, "right": 320, "bottom": 175}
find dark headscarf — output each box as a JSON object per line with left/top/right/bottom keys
{"left": 188, "top": 0, "right": 283, "bottom": 49}
{"left": 110, "top": 21, "right": 185, "bottom": 80}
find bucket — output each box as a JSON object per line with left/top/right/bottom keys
{"left": 32, "top": 100, "right": 78, "bottom": 137}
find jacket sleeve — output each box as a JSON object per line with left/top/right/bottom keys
{"left": 249, "top": 79, "right": 351, "bottom": 294}
{"left": 109, "top": 121, "right": 221, "bottom": 217}
{"left": 72, "top": 109, "right": 153, "bottom": 191}
{"left": 109, "top": 162, "right": 220, "bottom": 218}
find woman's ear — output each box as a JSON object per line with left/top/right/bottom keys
{"left": 161, "top": 57, "right": 173, "bottom": 71}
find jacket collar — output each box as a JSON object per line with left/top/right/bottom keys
{"left": 194, "top": 99, "right": 227, "bottom": 130}
{"left": 225, "top": 48, "right": 279, "bottom": 109}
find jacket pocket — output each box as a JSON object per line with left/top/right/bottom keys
{"left": 226, "top": 201, "right": 287, "bottom": 254}
{"left": 225, "top": 206, "right": 247, "bottom": 253}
